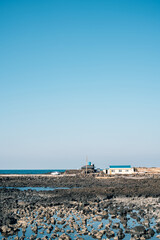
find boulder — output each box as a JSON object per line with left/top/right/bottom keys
{"left": 145, "top": 228, "right": 155, "bottom": 238}
{"left": 130, "top": 225, "right": 146, "bottom": 236}
{"left": 156, "top": 223, "right": 160, "bottom": 233}
{"left": 1, "top": 225, "right": 13, "bottom": 234}
{"left": 106, "top": 230, "right": 115, "bottom": 238}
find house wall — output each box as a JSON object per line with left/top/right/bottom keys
{"left": 108, "top": 168, "right": 134, "bottom": 175}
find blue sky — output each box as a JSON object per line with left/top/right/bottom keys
{"left": 0, "top": 0, "right": 160, "bottom": 169}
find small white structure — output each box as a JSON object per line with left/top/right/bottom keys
{"left": 108, "top": 165, "right": 134, "bottom": 175}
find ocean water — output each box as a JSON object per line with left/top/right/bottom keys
{"left": 0, "top": 169, "right": 66, "bottom": 174}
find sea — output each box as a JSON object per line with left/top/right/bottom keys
{"left": 0, "top": 169, "right": 66, "bottom": 174}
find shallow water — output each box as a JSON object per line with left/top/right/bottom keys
{"left": 0, "top": 211, "right": 159, "bottom": 240}
{"left": 0, "top": 186, "right": 70, "bottom": 191}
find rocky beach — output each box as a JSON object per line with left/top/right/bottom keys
{"left": 0, "top": 174, "right": 160, "bottom": 239}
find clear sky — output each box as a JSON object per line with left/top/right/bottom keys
{"left": 0, "top": 0, "right": 160, "bottom": 169}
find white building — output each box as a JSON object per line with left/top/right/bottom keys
{"left": 108, "top": 165, "right": 134, "bottom": 175}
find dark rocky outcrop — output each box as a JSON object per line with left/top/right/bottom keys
{"left": 0, "top": 175, "right": 160, "bottom": 239}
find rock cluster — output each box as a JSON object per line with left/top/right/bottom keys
{"left": 0, "top": 175, "right": 160, "bottom": 239}
{"left": 0, "top": 190, "right": 160, "bottom": 239}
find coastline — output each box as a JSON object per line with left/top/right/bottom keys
{"left": 0, "top": 174, "right": 160, "bottom": 239}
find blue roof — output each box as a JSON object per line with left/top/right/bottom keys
{"left": 109, "top": 165, "right": 131, "bottom": 168}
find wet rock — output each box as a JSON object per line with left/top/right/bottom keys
{"left": 98, "top": 222, "right": 103, "bottom": 229}
{"left": 14, "top": 237, "right": 19, "bottom": 240}
{"left": 156, "top": 222, "right": 160, "bottom": 233}
{"left": 30, "top": 235, "right": 36, "bottom": 240}
{"left": 19, "top": 237, "right": 25, "bottom": 240}
{"left": 110, "top": 210, "right": 117, "bottom": 218}
{"left": 57, "top": 219, "right": 66, "bottom": 225}
{"left": 117, "top": 229, "right": 125, "bottom": 239}
{"left": 5, "top": 216, "right": 17, "bottom": 225}
{"left": 50, "top": 233, "right": 59, "bottom": 239}
{"left": 106, "top": 230, "right": 115, "bottom": 238}
{"left": 120, "top": 217, "right": 127, "bottom": 226}
{"left": 50, "top": 218, "right": 56, "bottom": 225}
{"left": 142, "top": 219, "right": 150, "bottom": 227}
{"left": 112, "top": 222, "right": 120, "bottom": 229}
{"left": 114, "top": 237, "right": 118, "bottom": 240}
{"left": 124, "top": 228, "right": 130, "bottom": 234}
{"left": 93, "top": 216, "right": 102, "bottom": 221}
{"left": 46, "top": 225, "right": 53, "bottom": 234}
{"left": 59, "top": 233, "right": 71, "bottom": 240}
{"left": 31, "top": 224, "right": 38, "bottom": 234}
{"left": 145, "top": 228, "right": 155, "bottom": 238}
{"left": 130, "top": 225, "right": 146, "bottom": 237}
{"left": 41, "top": 236, "right": 48, "bottom": 240}
{"left": 1, "top": 225, "right": 14, "bottom": 235}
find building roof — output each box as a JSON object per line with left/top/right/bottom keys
{"left": 81, "top": 165, "right": 95, "bottom": 169}
{"left": 109, "top": 165, "right": 131, "bottom": 169}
